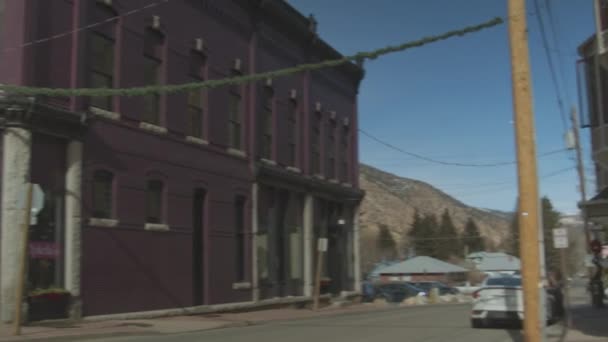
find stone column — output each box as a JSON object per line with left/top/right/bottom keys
{"left": 303, "top": 194, "right": 314, "bottom": 297}
{"left": 353, "top": 204, "right": 362, "bottom": 293}
{"left": 0, "top": 127, "right": 32, "bottom": 323}
{"left": 64, "top": 140, "right": 82, "bottom": 318}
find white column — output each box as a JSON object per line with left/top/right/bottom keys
{"left": 353, "top": 204, "right": 362, "bottom": 292}
{"left": 0, "top": 127, "right": 32, "bottom": 323}
{"left": 251, "top": 183, "right": 259, "bottom": 302}
{"left": 64, "top": 141, "right": 82, "bottom": 317}
{"left": 303, "top": 194, "right": 314, "bottom": 297}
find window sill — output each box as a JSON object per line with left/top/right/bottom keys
{"left": 286, "top": 166, "right": 301, "bottom": 173}
{"left": 90, "top": 106, "right": 121, "bottom": 121}
{"left": 328, "top": 179, "right": 339, "bottom": 184}
{"left": 227, "top": 148, "right": 246, "bottom": 158}
{"left": 313, "top": 174, "right": 325, "bottom": 180}
{"left": 260, "top": 158, "right": 276, "bottom": 165}
{"left": 186, "top": 136, "right": 209, "bottom": 146}
{"left": 232, "top": 282, "right": 252, "bottom": 290}
{"left": 89, "top": 218, "right": 119, "bottom": 228}
{"left": 139, "top": 122, "right": 168, "bottom": 134}
{"left": 144, "top": 223, "right": 170, "bottom": 232}
{"left": 342, "top": 182, "right": 353, "bottom": 188}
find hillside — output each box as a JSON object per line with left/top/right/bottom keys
{"left": 359, "top": 164, "right": 512, "bottom": 273}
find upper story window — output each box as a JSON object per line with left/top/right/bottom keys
{"left": 235, "top": 195, "right": 247, "bottom": 282}
{"left": 92, "top": 170, "right": 114, "bottom": 219}
{"left": 146, "top": 179, "right": 164, "bottom": 224}
{"left": 327, "top": 118, "right": 336, "bottom": 179}
{"left": 187, "top": 52, "right": 206, "bottom": 139}
{"left": 311, "top": 111, "right": 322, "bottom": 175}
{"left": 88, "top": 3, "right": 117, "bottom": 111}
{"left": 142, "top": 29, "right": 164, "bottom": 125}
{"left": 287, "top": 99, "right": 297, "bottom": 167}
{"left": 228, "top": 81, "right": 243, "bottom": 150}
{"left": 340, "top": 124, "right": 350, "bottom": 182}
{"left": 259, "top": 86, "right": 273, "bottom": 160}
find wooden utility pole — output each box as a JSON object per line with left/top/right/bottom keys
{"left": 508, "top": 1, "right": 542, "bottom": 341}
{"left": 14, "top": 183, "right": 33, "bottom": 336}
{"left": 570, "top": 107, "right": 591, "bottom": 247}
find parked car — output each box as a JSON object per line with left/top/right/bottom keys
{"left": 470, "top": 275, "right": 557, "bottom": 328}
{"left": 375, "top": 282, "right": 426, "bottom": 303}
{"left": 409, "top": 281, "right": 459, "bottom": 296}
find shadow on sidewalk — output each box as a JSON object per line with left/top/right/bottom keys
{"left": 569, "top": 305, "right": 608, "bottom": 339}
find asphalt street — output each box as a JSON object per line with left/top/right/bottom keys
{"left": 86, "top": 304, "right": 528, "bottom": 342}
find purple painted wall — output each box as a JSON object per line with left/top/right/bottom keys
{"left": 0, "top": 0, "right": 362, "bottom": 316}
{"left": 81, "top": 121, "right": 252, "bottom": 315}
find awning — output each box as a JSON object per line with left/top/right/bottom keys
{"left": 579, "top": 187, "right": 608, "bottom": 221}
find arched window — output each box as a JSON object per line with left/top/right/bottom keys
{"left": 88, "top": 2, "right": 117, "bottom": 110}
{"left": 146, "top": 179, "right": 164, "bottom": 223}
{"left": 259, "top": 86, "right": 273, "bottom": 160}
{"left": 187, "top": 51, "right": 206, "bottom": 139}
{"left": 142, "top": 28, "right": 165, "bottom": 125}
{"left": 92, "top": 170, "right": 114, "bottom": 219}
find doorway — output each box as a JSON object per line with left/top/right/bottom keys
{"left": 192, "top": 188, "right": 206, "bottom": 306}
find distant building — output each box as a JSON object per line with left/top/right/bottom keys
{"left": 466, "top": 252, "right": 521, "bottom": 276}
{"left": 577, "top": 4, "right": 608, "bottom": 225}
{"left": 378, "top": 256, "right": 467, "bottom": 284}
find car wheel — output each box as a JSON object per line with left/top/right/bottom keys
{"left": 471, "top": 319, "right": 484, "bottom": 329}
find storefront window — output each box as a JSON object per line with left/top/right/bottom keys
{"left": 28, "top": 188, "right": 64, "bottom": 292}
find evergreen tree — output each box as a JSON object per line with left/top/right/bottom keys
{"left": 541, "top": 196, "right": 561, "bottom": 273}
{"left": 464, "top": 218, "right": 484, "bottom": 252}
{"left": 437, "top": 209, "right": 459, "bottom": 260}
{"left": 510, "top": 214, "right": 520, "bottom": 256}
{"left": 377, "top": 224, "right": 397, "bottom": 259}
{"left": 419, "top": 213, "right": 439, "bottom": 257}
{"left": 407, "top": 209, "right": 423, "bottom": 256}
{"left": 408, "top": 210, "right": 439, "bottom": 257}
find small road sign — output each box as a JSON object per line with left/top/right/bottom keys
{"left": 553, "top": 228, "right": 569, "bottom": 249}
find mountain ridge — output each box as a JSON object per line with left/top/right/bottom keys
{"left": 359, "top": 164, "right": 512, "bottom": 273}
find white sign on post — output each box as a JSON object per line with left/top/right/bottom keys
{"left": 317, "top": 238, "right": 328, "bottom": 252}
{"left": 553, "top": 227, "right": 569, "bottom": 249}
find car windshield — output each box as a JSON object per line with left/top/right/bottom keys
{"left": 486, "top": 277, "right": 522, "bottom": 287}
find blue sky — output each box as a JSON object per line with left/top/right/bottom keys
{"left": 288, "top": 0, "right": 595, "bottom": 214}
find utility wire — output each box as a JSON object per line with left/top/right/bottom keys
{"left": 1, "top": 0, "right": 173, "bottom": 53}
{"left": 543, "top": 0, "right": 573, "bottom": 105}
{"left": 532, "top": 0, "right": 569, "bottom": 134}
{"left": 359, "top": 128, "right": 569, "bottom": 168}
{"left": 452, "top": 167, "right": 575, "bottom": 197}
{"left": 0, "top": 17, "right": 504, "bottom": 97}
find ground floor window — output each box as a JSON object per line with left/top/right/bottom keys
{"left": 28, "top": 188, "right": 65, "bottom": 292}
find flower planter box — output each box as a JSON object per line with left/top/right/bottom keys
{"left": 27, "top": 292, "right": 70, "bottom": 322}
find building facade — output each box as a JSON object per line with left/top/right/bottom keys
{"left": 0, "top": 0, "right": 364, "bottom": 321}
{"left": 578, "top": 2, "right": 608, "bottom": 223}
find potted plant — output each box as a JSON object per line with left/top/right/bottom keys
{"left": 27, "top": 288, "right": 71, "bottom": 321}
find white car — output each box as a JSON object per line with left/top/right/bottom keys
{"left": 470, "top": 275, "right": 555, "bottom": 328}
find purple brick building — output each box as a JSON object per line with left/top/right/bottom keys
{"left": 0, "top": 0, "right": 364, "bottom": 321}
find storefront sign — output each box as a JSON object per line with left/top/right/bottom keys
{"left": 29, "top": 242, "right": 61, "bottom": 259}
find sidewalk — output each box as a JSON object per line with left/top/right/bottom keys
{"left": 547, "top": 283, "right": 608, "bottom": 342}
{"left": 0, "top": 301, "right": 389, "bottom": 341}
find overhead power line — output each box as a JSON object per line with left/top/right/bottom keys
{"left": 452, "top": 166, "right": 575, "bottom": 198}
{"left": 0, "top": 17, "right": 503, "bottom": 97}
{"left": 1, "top": 0, "right": 173, "bottom": 53}
{"left": 359, "top": 128, "right": 569, "bottom": 168}
{"left": 532, "top": 0, "right": 569, "bottom": 134}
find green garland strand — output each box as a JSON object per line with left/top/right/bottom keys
{"left": 0, "top": 17, "right": 503, "bottom": 98}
